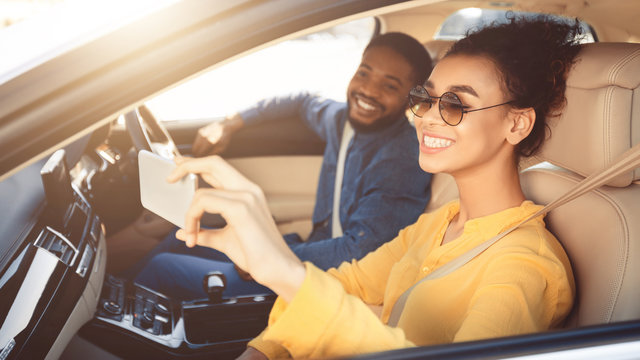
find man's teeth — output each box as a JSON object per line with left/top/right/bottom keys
{"left": 357, "top": 98, "right": 376, "bottom": 111}
{"left": 423, "top": 135, "right": 453, "bottom": 148}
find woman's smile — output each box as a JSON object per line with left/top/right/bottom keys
{"left": 420, "top": 132, "right": 455, "bottom": 154}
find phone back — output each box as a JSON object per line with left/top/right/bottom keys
{"left": 138, "top": 150, "right": 196, "bottom": 229}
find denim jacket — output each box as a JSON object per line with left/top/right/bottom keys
{"left": 241, "top": 93, "right": 431, "bottom": 270}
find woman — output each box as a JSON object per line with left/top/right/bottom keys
{"left": 170, "top": 17, "right": 583, "bottom": 359}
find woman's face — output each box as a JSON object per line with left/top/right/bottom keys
{"left": 413, "top": 54, "right": 516, "bottom": 178}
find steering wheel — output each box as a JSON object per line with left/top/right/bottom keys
{"left": 124, "top": 104, "right": 181, "bottom": 159}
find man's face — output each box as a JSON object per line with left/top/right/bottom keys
{"left": 346, "top": 46, "right": 415, "bottom": 132}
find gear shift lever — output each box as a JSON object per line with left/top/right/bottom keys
{"left": 203, "top": 271, "right": 226, "bottom": 303}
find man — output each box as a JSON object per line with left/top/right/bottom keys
{"left": 133, "top": 32, "right": 433, "bottom": 299}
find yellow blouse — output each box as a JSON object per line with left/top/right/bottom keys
{"left": 248, "top": 200, "right": 575, "bottom": 359}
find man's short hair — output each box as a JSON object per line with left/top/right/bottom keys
{"left": 364, "top": 32, "right": 432, "bottom": 86}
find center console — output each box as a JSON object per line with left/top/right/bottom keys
{"left": 85, "top": 274, "right": 275, "bottom": 359}
{"left": 96, "top": 275, "right": 180, "bottom": 347}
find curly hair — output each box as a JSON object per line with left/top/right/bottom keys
{"left": 446, "top": 15, "right": 583, "bottom": 158}
{"left": 365, "top": 32, "right": 433, "bottom": 86}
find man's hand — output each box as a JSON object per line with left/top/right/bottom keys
{"left": 236, "top": 347, "right": 268, "bottom": 360}
{"left": 192, "top": 113, "right": 244, "bottom": 156}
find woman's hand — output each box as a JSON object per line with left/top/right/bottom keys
{"left": 167, "top": 155, "right": 305, "bottom": 301}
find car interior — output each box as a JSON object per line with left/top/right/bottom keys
{"left": 0, "top": 1, "right": 639, "bottom": 359}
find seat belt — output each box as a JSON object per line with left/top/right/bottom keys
{"left": 332, "top": 121, "right": 354, "bottom": 238}
{"left": 387, "top": 142, "right": 640, "bottom": 327}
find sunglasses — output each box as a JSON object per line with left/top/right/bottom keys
{"left": 408, "top": 85, "right": 513, "bottom": 126}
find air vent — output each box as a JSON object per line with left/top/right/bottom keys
{"left": 72, "top": 191, "right": 90, "bottom": 215}
{"left": 34, "top": 227, "right": 78, "bottom": 266}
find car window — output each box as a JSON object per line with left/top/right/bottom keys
{"left": 0, "top": 0, "right": 180, "bottom": 81}
{"left": 435, "top": 8, "right": 595, "bottom": 43}
{"left": 146, "top": 17, "right": 376, "bottom": 121}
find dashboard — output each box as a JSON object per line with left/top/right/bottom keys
{"left": 0, "top": 124, "right": 274, "bottom": 360}
{"left": 0, "top": 137, "right": 106, "bottom": 359}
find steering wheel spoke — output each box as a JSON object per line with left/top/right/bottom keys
{"left": 124, "top": 105, "right": 181, "bottom": 159}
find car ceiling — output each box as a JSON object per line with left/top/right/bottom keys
{"left": 381, "top": 0, "right": 640, "bottom": 43}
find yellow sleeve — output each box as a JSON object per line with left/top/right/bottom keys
{"left": 328, "top": 218, "right": 418, "bottom": 305}
{"left": 263, "top": 263, "right": 416, "bottom": 359}
{"left": 454, "top": 233, "right": 574, "bottom": 342}
{"left": 246, "top": 329, "right": 291, "bottom": 359}
{"left": 247, "top": 218, "right": 421, "bottom": 358}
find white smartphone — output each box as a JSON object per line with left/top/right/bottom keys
{"left": 138, "top": 150, "right": 197, "bottom": 229}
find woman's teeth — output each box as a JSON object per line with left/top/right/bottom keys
{"left": 424, "top": 135, "right": 453, "bottom": 148}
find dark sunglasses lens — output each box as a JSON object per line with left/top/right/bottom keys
{"left": 439, "top": 92, "right": 464, "bottom": 125}
{"left": 409, "top": 86, "right": 430, "bottom": 117}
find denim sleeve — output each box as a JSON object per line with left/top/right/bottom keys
{"left": 239, "top": 93, "right": 339, "bottom": 142}
{"left": 289, "top": 158, "right": 432, "bottom": 271}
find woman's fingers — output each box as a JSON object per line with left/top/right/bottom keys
{"left": 167, "top": 156, "right": 263, "bottom": 196}
{"left": 179, "top": 188, "right": 254, "bottom": 240}
{"left": 174, "top": 187, "right": 305, "bottom": 299}
{"left": 176, "top": 226, "right": 234, "bottom": 252}
{"left": 167, "top": 156, "right": 214, "bottom": 183}
{"left": 167, "top": 155, "right": 228, "bottom": 189}
{"left": 175, "top": 188, "right": 271, "bottom": 272}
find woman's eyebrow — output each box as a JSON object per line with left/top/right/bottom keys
{"left": 423, "top": 81, "right": 479, "bottom": 98}
{"left": 449, "top": 85, "right": 479, "bottom": 98}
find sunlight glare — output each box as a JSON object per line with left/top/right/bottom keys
{"left": 0, "top": 0, "right": 178, "bottom": 78}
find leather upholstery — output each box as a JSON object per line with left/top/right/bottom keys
{"left": 521, "top": 43, "right": 640, "bottom": 327}
{"left": 522, "top": 164, "right": 640, "bottom": 326}
{"left": 423, "top": 39, "right": 454, "bottom": 66}
{"left": 535, "top": 43, "right": 640, "bottom": 187}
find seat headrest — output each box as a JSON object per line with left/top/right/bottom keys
{"left": 423, "top": 40, "right": 454, "bottom": 65}
{"left": 534, "top": 42, "right": 640, "bottom": 187}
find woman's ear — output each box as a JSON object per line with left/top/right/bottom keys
{"left": 506, "top": 108, "right": 536, "bottom": 145}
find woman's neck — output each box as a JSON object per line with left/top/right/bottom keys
{"left": 442, "top": 155, "right": 525, "bottom": 245}
{"left": 456, "top": 168, "right": 525, "bottom": 222}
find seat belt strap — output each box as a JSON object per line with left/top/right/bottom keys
{"left": 332, "top": 121, "right": 354, "bottom": 238}
{"left": 387, "top": 142, "right": 640, "bottom": 327}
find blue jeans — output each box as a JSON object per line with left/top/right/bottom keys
{"left": 131, "top": 229, "right": 273, "bottom": 300}
{"left": 135, "top": 253, "right": 272, "bottom": 300}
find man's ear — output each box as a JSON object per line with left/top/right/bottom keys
{"left": 506, "top": 108, "right": 536, "bottom": 145}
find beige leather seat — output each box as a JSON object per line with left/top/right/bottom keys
{"left": 423, "top": 39, "right": 454, "bottom": 66}
{"left": 522, "top": 42, "right": 640, "bottom": 327}
{"left": 425, "top": 42, "right": 640, "bottom": 327}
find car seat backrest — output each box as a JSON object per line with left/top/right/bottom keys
{"left": 423, "top": 39, "right": 454, "bottom": 67}
{"left": 521, "top": 42, "right": 640, "bottom": 327}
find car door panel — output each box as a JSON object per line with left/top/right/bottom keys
{"left": 228, "top": 155, "right": 322, "bottom": 240}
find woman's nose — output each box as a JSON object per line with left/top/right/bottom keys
{"left": 421, "top": 103, "right": 446, "bottom": 126}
